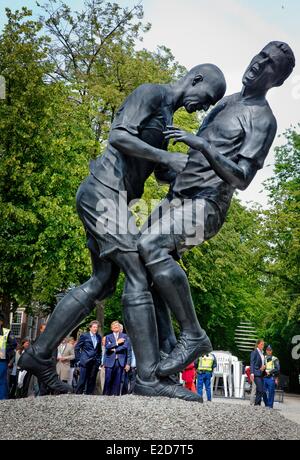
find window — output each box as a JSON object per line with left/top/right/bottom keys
{"left": 27, "top": 316, "right": 38, "bottom": 341}
{"left": 10, "top": 311, "right": 23, "bottom": 338}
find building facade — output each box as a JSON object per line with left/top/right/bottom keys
{"left": 9, "top": 309, "right": 48, "bottom": 342}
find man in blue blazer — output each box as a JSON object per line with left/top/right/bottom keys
{"left": 250, "top": 339, "right": 266, "bottom": 406}
{"left": 103, "top": 321, "right": 130, "bottom": 395}
{"left": 75, "top": 320, "right": 102, "bottom": 395}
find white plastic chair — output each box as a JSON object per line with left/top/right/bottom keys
{"left": 231, "top": 356, "right": 243, "bottom": 398}
{"left": 211, "top": 351, "right": 233, "bottom": 397}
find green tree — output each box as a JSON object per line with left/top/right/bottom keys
{"left": 0, "top": 7, "right": 96, "bottom": 320}
{"left": 39, "top": 0, "right": 184, "bottom": 142}
{"left": 254, "top": 128, "right": 300, "bottom": 390}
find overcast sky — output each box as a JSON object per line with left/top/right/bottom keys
{"left": 1, "top": 0, "right": 299, "bottom": 207}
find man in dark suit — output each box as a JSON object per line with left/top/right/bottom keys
{"left": 75, "top": 320, "right": 102, "bottom": 395}
{"left": 103, "top": 321, "right": 129, "bottom": 396}
{"left": 250, "top": 339, "right": 266, "bottom": 406}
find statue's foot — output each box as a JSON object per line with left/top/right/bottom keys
{"left": 18, "top": 346, "right": 73, "bottom": 394}
{"left": 133, "top": 377, "right": 203, "bottom": 402}
{"left": 156, "top": 332, "right": 212, "bottom": 377}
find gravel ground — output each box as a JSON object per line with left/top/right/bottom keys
{"left": 0, "top": 394, "right": 299, "bottom": 440}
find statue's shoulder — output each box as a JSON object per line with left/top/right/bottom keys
{"left": 130, "top": 83, "right": 164, "bottom": 105}
{"left": 135, "top": 82, "right": 164, "bottom": 95}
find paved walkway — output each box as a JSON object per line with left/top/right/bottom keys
{"left": 212, "top": 393, "right": 300, "bottom": 425}
{"left": 272, "top": 394, "right": 300, "bottom": 425}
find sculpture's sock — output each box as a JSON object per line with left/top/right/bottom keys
{"left": 146, "top": 256, "right": 203, "bottom": 337}
{"left": 34, "top": 287, "right": 96, "bottom": 359}
{"left": 122, "top": 291, "right": 160, "bottom": 382}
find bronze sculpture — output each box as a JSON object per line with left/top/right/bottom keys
{"left": 19, "top": 42, "right": 295, "bottom": 401}
{"left": 19, "top": 64, "right": 226, "bottom": 401}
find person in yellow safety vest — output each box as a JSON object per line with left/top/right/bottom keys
{"left": 263, "top": 345, "right": 280, "bottom": 409}
{"left": 197, "top": 352, "right": 217, "bottom": 401}
{"left": 0, "top": 311, "right": 17, "bottom": 400}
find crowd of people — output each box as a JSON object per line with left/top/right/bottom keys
{"left": 0, "top": 313, "right": 136, "bottom": 399}
{"left": 180, "top": 340, "right": 280, "bottom": 408}
{"left": 0, "top": 309, "right": 281, "bottom": 405}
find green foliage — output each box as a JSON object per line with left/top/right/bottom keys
{"left": 102, "top": 272, "right": 125, "bottom": 335}
{"left": 252, "top": 129, "right": 300, "bottom": 387}
{"left": 0, "top": 7, "right": 96, "bottom": 311}
{"left": 39, "top": 0, "right": 184, "bottom": 142}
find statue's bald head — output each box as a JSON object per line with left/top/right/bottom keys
{"left": 188, "top": 64, "right": 226, "bottom": 102}
{"left": 180, "top": 63, "right": 226, "bottom": 113}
